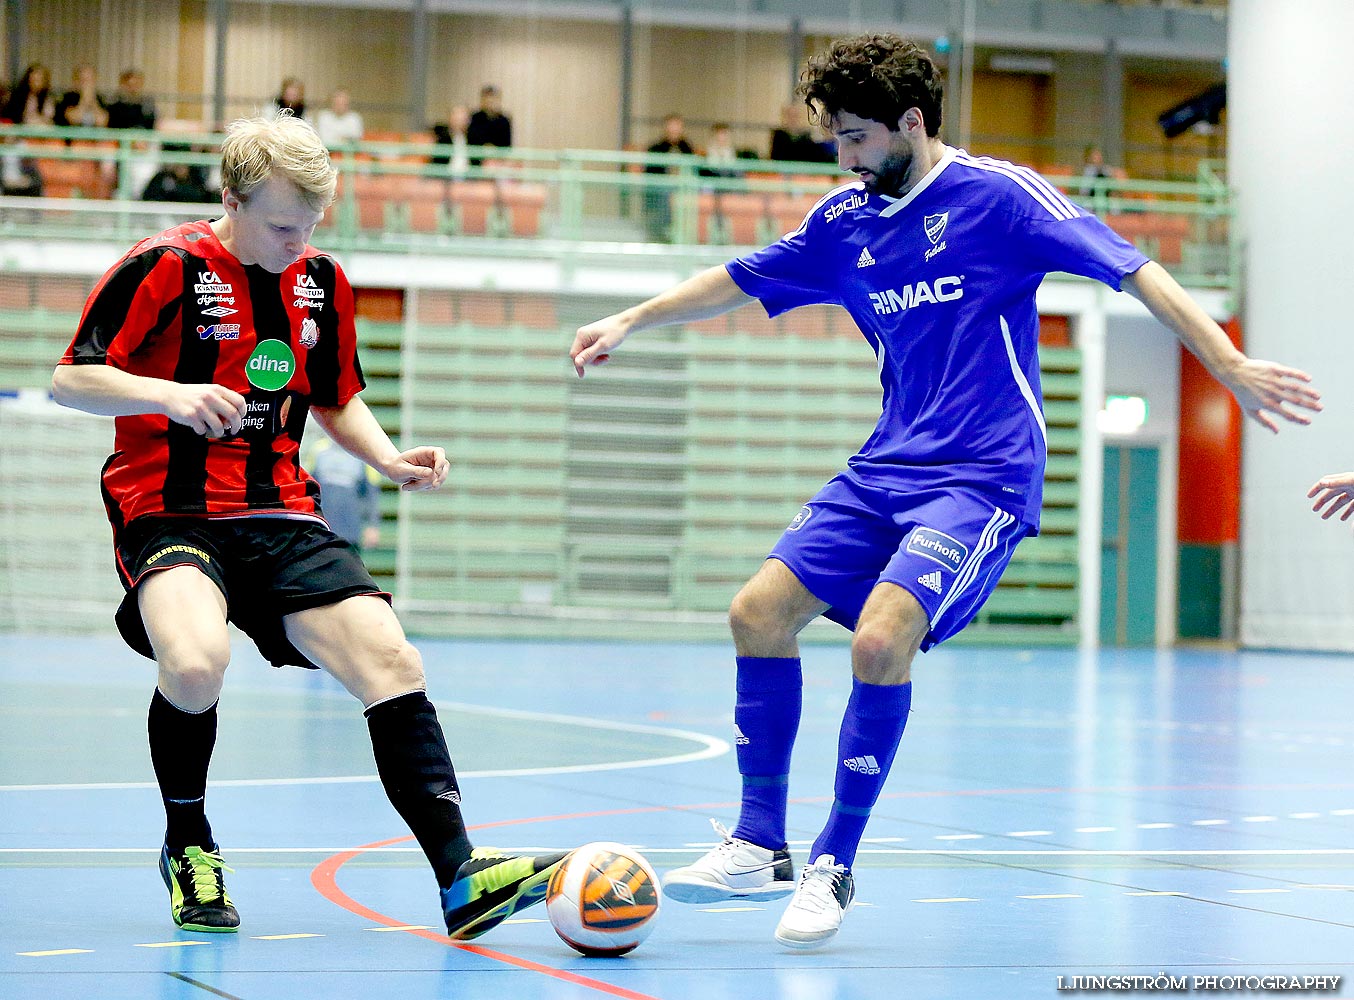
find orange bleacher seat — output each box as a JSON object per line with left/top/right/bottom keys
{"left": 35, "top": 276, "right": 91, "bottom": 313}
{"left": 448, "top": 180, "right": 497, "bottom": 235}
{"left": 416, "top": 290, "right": 456, "bottom": 326}
{"left": 34, "top": 158, "right": 103, "bottom": 199}
{"left": 769, "top": 192, "right": 821, "bottom": 237}
{"left": 688, "top": 314, "right": 734, "bottom": 335}
{"left": 698, "top": 191, "right": 767, "bottom": 245}
{"left": 0, "top": 275, "right": 33, "bottom": 310}
{"left": 402, "top": 131, "right": 433, "bottom": 164}
{"left": 782, "top": 304, "right": 831, "bottom": 340}
{"left": 407, "top": 176, "right": 449, "bottom": 233}
{"left": 459, "top": 291, "right": 508, "bottom": 327}
{"left": 732, "top": 303, "right": 780, "bottom": 337}
{"left": 512, "top": 295, "right": 558, "bottom": 329}
{"left": 501, "top": 183, "right": 546, "bottom": 237}
{"left": 1103, "top": 212, "right": 1191, "bottom": 264}
{"left": 351, "top": 172, "right": 402, "bottom": 230}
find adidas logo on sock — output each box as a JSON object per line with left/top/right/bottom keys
{"left": 734, "top": 724, "right": 750, "bottom": 745}
{"left": 856, "top": 246, "right": 876, "bottom": 268}
{"left": 437, "top": 789, "right": 462, "bottom": 805}
{"left": 917, "top": 570, "right": 943, "bottom": 594}
{"left": 843, "top": 755, "right": 881, "bottom": 775}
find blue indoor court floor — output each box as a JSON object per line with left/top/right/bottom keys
{"left": 2, "top": 635, "right": 1352, "bottom": 1000}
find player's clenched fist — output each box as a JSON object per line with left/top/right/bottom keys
{"left": 164, "top": 383, "right": 248, "bottom": 438}
{"left": 571, "top": 316, "right": 631, "bottom": 377}
{"left": 383, "top": 446, "right": 450, "bottom": 492}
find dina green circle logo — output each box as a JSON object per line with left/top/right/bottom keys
{"left": 245, "top": 340, "right": 296, "bottom": 391}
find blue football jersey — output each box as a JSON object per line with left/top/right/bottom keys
{"left": 726, "top": 146, "right": 1149, "bottom": 528}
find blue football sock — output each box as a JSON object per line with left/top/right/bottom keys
{"left": 811, "top": 678, "right": 912, "bottom": 868}
{"left": 730, "top": 656, "right": 802, "bottom": 851}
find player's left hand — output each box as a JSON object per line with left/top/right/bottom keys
{"left": 1224, "top": 358, "right": 1322, "bottom": 433}
{"left": 383, "top": 446, "right": 449, "bottom": 492}
{"left": 1308, "top": 472, "right": 1354, "bottom": 524}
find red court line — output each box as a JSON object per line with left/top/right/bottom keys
{"left": 311, "top": 810, "right": 673, "bottom": 1000}
{"left": 312, "top": 782, "right": 1354, "bottom": 997}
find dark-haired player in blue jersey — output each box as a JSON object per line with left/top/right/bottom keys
{"left": 570, "top": 34, "right": 1321, "bottom": 949}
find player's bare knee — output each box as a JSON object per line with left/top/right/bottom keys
{"left": 389, "top": 640, "right": 426, "bottom": 689}
{"left": 157, "top": 644, "right": 229, "bottom": 707}
{"left": 729, "top": 586, "right": 789, "bottom": 648}
{"left": 851, "top": 624, "right": 912, "bottom": 686}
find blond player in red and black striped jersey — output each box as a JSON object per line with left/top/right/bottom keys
{"left": 52, "top": 109, "right": 568, "bottom": 941}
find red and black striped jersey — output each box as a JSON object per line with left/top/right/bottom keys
{"left": 59, "top": 220, "right": 366, "bottom": 530}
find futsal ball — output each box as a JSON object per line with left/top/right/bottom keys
{"left": 545, "top": 842, "right": 660, "bottom": 956}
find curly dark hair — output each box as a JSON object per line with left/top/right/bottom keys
{"left": 797, "top": 34, "right": 943, "bottom": 136}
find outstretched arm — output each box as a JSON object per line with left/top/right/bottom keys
{"left": 570, "top": 265, "right": 752, "bottom": 376}
{"left": 1122, "top": 261, "right": 1322, "bottom": 433}
{"left": 311, "top": 396, "right": 448, "bottom": 493}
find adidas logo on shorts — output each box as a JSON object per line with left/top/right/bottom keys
{"left": 843, "top": 755, "right": 881, "bottom": 775}
{"left": 917, "top": 570, "right": 944, "bottom": 594}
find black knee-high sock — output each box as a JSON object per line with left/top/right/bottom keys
{"left": 148, "top": 688, "right": 217, "bottom": 852}
{"left": 365, "top": 691, "right": 473, "bottom": 888}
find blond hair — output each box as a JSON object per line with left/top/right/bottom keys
{"left": 220, "top": 109, "right": 337, "bottom": 211}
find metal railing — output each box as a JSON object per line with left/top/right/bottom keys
{"left": 0, "top": 123, "right": 1235, "bottom": 289}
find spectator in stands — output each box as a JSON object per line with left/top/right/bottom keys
{"left": 273, "top": 77, "right": 306, "bottom": 120}
{"left": 107, "top": 69, "right": 157, "bottom": 130}
{"left": 644, "top": 113, "right": 694, "bottom": 242}
{"left": 700, "top": 122, "right": 740, "bottom": 179}
{"left": 2, "top": 64, "right": 55, "bottom": 196}
{"left": 141, "top": 144, "right": 214, "bottom": 203}
{"left": 769, "top": 103, "right": 833, "bottom": 163}
{"left": 56, "top": 64, "right": 109, "bottom": 128}
{"left": 467, "top": 85, "right": 511, "bottom": 154}
{"left": 3, "top": 63, "right": 56, "bottom": 125}
{"left": 304, "top": 427, "right": 384, "bottom": 553}
{"left": 1081, "top": 144, "right": 1127, "bottom": 184}
{"left": 431, "top": 104, "right": 472, "bottom": 177}
{"left": 315, "top": 89, "right": 363, "bottom": 149}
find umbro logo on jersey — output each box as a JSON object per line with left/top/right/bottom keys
{"left": 856, "top": 246, "right": 876, "bottom": 268}
{"left": 843, "top": 755, "right": 882, "bottom": 775}
{"left": 201, "top": 305, "right": 237, "bottom": 318}
{"left": 734, "top": 724, "right": 750, "bottom": 745}
{"left": 917, "top": 571, "right": 943, "bottom": 595}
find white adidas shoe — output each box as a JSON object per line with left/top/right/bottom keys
{"left": 773, "top": 854, "right": 855, "bottom": 949}
{"left": 662, "top": 819, "right": 795, "bottom": 904}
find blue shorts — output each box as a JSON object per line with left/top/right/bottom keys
{"left": 768, "top": 473, "right": 1032, "bottom": 650}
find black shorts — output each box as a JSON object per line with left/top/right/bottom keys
{"left": 113, "top": 516, "right": 391, "bottom": 669}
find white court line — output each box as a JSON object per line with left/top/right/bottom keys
{"left": 11, "top": 847, "right": 1354, "bottom": 857}
{"left": 0, "top": 703, "right": 731, "bottom": 792}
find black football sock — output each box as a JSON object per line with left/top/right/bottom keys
{"left": 148, "top": 688, "right": 217, "bottom": 853}
{"left": 365, "top": 691, "right": 473, "bottom": 888}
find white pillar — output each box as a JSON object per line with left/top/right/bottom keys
{"left": 1230, "top": 0, "right": 1354, "bottom": 648}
